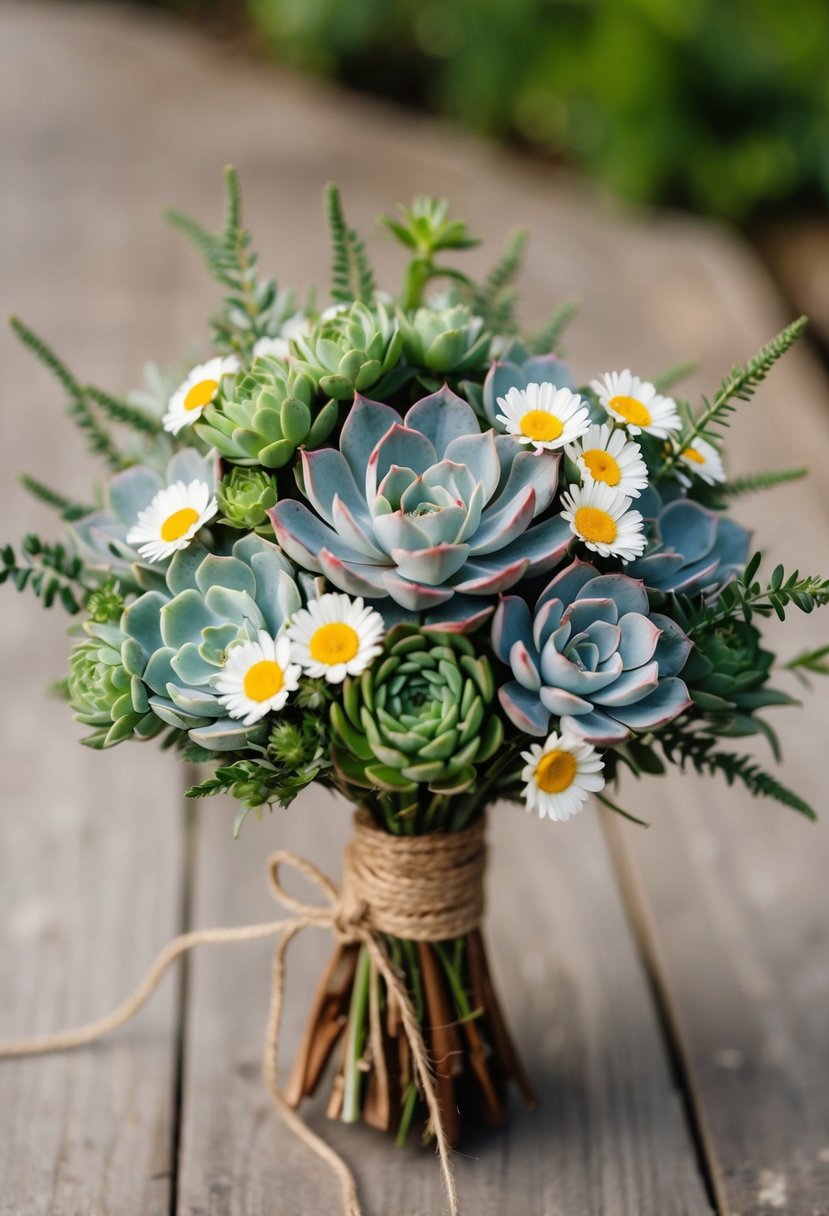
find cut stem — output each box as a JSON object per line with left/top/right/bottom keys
{"left": 341, "top": 945, "right": 372, "bottom": 1122}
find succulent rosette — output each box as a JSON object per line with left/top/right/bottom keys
{"left": 629, "top": 496, "right": 751, "bottom": 595}
{"left": 269, "top": 387, "right": 572, "bottom": 618}
{"left": 493, "top": 559, "right": 693, "bottom": 743}
{"left": 290, "top": 300, "right": 403, "bottom": 400}
{"left": 67, "top": 620, "right": 164, "bottom": 749}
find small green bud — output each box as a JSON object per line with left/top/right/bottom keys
{"left": 86, "top": 578, "right": 125, "bottom": 624}
{"left": 216, "top": 467, "right": 278, "bottom": 533}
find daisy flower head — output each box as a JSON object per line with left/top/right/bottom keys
{"left": 496, "top": 382, "right": 590, "bottom": 451}
{"left": 560, "top": 480, "right": 646, "bottom": 562}
{"left": 566, "top": 422, "right": 649, "bottom": 498}
{"left": 126, "top": 479, "right": 217, "bottom": 563}
{"left": 214, "top": 630, "right": 300, "bottom": 725}
{"left": 163, "top": 355, "right": 239, "bottom": 435}
{"left": 676, "top": 437, "right": 725, "bottom": 487}
{"left": 288, "top": 593, "right": 384, "bottom": 684}
{"left": 591, "top": 370, "right": 681, "bottom": 438}
{"left": 521, "top": 731, "right": 605, "bottom": 822}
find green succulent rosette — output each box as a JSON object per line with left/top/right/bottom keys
{"left": 398, "top": 303, "right": 491, "bottom": 377}
{"left": 216, "top": 467, "right": 278, "bottom": 534}
{"left": 67, "top": 621, "right": 163, "bottom": 749}
{"left": 196, "top": 357, "right": 337, "bottom": 469}
{"left": 330, "top": 625, "right": 503, "bottom": 800}
{"left": 290, "top": 300, "right": 403, "bottom": 400}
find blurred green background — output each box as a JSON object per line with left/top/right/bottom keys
{"left": 155, "top": 0, "right": 829, "bottom": 230}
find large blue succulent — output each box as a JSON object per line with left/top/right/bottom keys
{"left": 493, "top": 558, "right": 692, "bottom": 743}
{"left": 629, "top": 496, "right": 750, "bottom": 595}
{"left": 121, "top": 534, "right": 303, "bottom": 751}
{"left": 71, "top": 448, "right": 217, "bottom": 593}
{"left": 269, "top": 387, "right": 571, "bottom": 616}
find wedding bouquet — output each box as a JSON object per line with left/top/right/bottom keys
{"left": 4, "top": 171, "right": 828, "bottom": 1159}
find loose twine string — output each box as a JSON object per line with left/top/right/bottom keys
{"left": 0, "top": 810, "right": 487, "bottom": 1216}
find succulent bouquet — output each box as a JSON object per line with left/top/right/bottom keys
{"left": 5, "top": 171, "right": 829, "bottom": 1150}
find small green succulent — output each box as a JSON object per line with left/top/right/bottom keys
{"left": 67, "top": 621, "right": 163, "bottom": 749}
{"left": 196, "top": 358, "right": 337, "bottom": 469}
{"left": 398, "top": 304, "right": 490, "bottom": 376}
{"left": 291, "top": 301, "right": 403, "bottom": 400}
{"left": 683, "top": 619, "right": 795, "bottom": 731}
{"left": 330, "top": 625, "right": 503, "bottom": 797}
{"left": 216, "top": 467, "right": 277, "bottom": 534}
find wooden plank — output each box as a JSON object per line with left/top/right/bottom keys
{"left": 177, "top": 791, "right": 713, "bottom": 1216}
{"left": 0, "top": 7, "right": 191, "bottom": 1213}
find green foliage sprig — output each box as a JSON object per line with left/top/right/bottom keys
{"left": 784, "top": 644, "right": 829, "bottom": 686}
{"left": 687, "top": 552, "right": 829, "bottom": 635}
{"left": 20, "top": 474, "right": 93, "bottom": 521}
{"left": 470, "top": 228, "right": 526, "bottom": 334}
{"left": 381, "top": 195, "right": 479, "bottom": 310}
{"left": 659, "top": 317, "right": 807, "bottom": 479}
{"left": 11, "top": 317, "right": 122, "bottom": 470}
{"left": 84, "top": 385, "right": 164, "bottom": 435}
{"left": 716, "top": 466, "right": 808, "bottom": 500}
{"left": 658, "top": 724, "right": 815, "bottom": 819}
{"left": 0, "top": 536, "right": 93, "bottom": 613}
{"left": 525, "top": 298, "right": 578, "bottom": 355}
{"left": 325, "top": 182, "right": 376, "bottom": 305}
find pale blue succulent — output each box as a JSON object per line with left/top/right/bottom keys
{"left": 474, "top": 340, "right": 574, "bottom": 427}
{"left": 70, "top": 448, "right": 217, "bottom": 593}
{"left": 398, "top": 304, "right": 491, "bottom": 375}
{"left": 121, "top": 534, "right": 303, "bottom": 751}
{"left": 493, "top": 558, "right": 692, "bottom": 743}
{"left": 628, "top": 497, "right": 751, "bottom": 595}
{"left": 269, "top": 387, "right": 572, "bottom": 621}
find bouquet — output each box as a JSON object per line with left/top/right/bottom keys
{"left": 4, "top": 170, "right": 828, "bottom": 1178}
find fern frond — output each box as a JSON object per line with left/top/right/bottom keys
{"left": 526, "top": 298, "right": 579, "bottom": 355}
{"left": 85, "top": 386, "right": 163, "bottom": 435}
{"left": 325, "top": 183, "right": 375, "bottom": 305}
{"left": 659, "top": 726, "right": 815, "bottom": 818}
{"left": 472, "top": 229, "right": 526, "bottom": 329}
{"left": 20, "top": 474, "right": 93, "bottom": 521}
{"left": 719, "top": 466, "right": 807, "bottom": 499}
{"left": 10, "top": 318, "right": 122, "bottom": 469}
{"left": 660, "top": 317, "right": 807, "bottom": 478}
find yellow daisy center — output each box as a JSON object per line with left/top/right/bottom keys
{"left": 535, "top": 750, "right": 577, "bottom": 794}
{"left": 183, "top": 378, "right": 219, "bottom": 412}
{"left": 160, "top": 507, "right": 200, "bottom": 542}
{"left": 574, "top": 505, "right": 618, "bottom": 545}
{"left": 309, "top": 622, "right": 360, "bottom": 665}
{"left": 520, "top": 409, "right": 563, "bottom": 442}
{"left": 682, "top": 446, "right": 705, "bottom": 465}
{"left": 582, "top": 448, "right": 621, "bottom": 486}
{"left": 243, "top": 660, "right": 284, "bottom": 702}
{"left": 609, "top": 395, "right": 651, "bottom": 428}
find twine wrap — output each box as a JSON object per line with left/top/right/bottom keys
{"left": 0, "top": 810, "right": 489, "bottom": 1216}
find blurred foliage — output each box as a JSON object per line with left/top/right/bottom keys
{"left": 243, "top": 0, "right": 829, "bottom": 225}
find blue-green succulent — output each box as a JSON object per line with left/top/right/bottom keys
{"left": 121, "top": 534, "right": 303, "bottom": 751}
{"left": 629, "top": 496, "right": 751, "bottom": 595}
{"left": 70, "top": 448, "right": 217, "bottom": 593}
{"left": 269, "top": 387, "right": 572, "bottom": 621}
{"left": 67, "top": 620, "right": 164, "bottom": 749}
{"left": 493, "top": 558, "right": 692, "bottom": 743}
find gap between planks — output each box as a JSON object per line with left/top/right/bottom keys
{"left": 601, "top": 809, "right": 728, "bottom": 1216}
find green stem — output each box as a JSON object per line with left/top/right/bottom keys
{"left": 341, "top": 945, "right": 372, "bottom": 1122}
{"left": 401, "top": 255, "right": 432, "bottom": 311}
{"left": 433, "top": 939, "right": 481, "bottom": 1024}
{"left": 395, "top": 1082, "right": 419, "bottom": 1147}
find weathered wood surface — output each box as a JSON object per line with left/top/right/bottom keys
{"left": 1, "top": 3, "right": 828, "bottom": 1214}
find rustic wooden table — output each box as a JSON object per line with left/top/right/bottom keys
{"left": 1, "top": 5, "right": 828, "bottom": 1214}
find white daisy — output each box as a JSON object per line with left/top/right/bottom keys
{"left": 214, "top": 630, "right": 300, "bottom": 725}
{"left": 565, "top": 422, "right": 649, "bottom": 498}
{"left": 126, "top": 479, "right": 217, "bottom": 563}
{"left": 495, "top": 382, "right": 590, "bottom": 451}
{"left": 288, "top": 593, "right": 384, "bottom": 684}
{"left": 521, "top": 731, "right": 605, "bottom": 822}
{"left": 560, "top": 480, "right": 646, "bottom": 562}
{"left": 162, "top": 356, "right": 239, "bottom": 435}
{"left": 253, "top": 314, "right": 312, "bottom": 361}
{"left": 676, "top": 437, "right": 726, "bottom": 487}
{"left": 591, "top": 370, "right": 681, "bottom": 438}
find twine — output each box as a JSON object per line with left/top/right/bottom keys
{"left": 0, "top": 812, "right": 488, "bottom": 1216}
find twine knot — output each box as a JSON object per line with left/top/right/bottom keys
{"left": 0, "top": 810, "right": 489, "bottom": 1216}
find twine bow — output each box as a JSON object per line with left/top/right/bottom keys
{"left": 0, "top": 813, "right": 490, "bottom": 1216}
